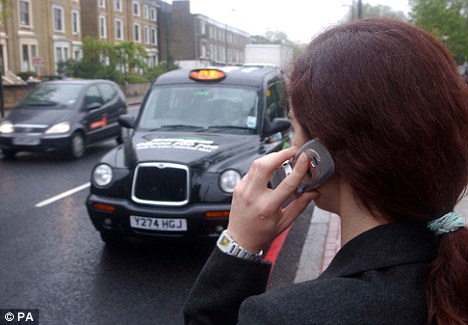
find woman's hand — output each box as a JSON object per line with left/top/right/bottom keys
{"left": 226, "top": 147, "right": 319, "bottom": 254}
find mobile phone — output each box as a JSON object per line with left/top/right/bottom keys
{"left": 270, "top": 139, "right": 335, "bottom": 205}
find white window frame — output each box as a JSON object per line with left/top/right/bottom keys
{"left": 52, "top": 5, "right": 65, "bottom": 33}
{"left": 115, "top": 19, "right": 123, "bottom": 40}
{"left": 149, "top": 7, "right": 157, "bottom": 21}
{"left": 133, "top": 1, "right": 140, "bottom": 16}
{"left": 18, "top": 0, "right": 32, "bottom": 27}
{"left": 143, "top": 5, "right": 149, "bottom": 19}
{"left": 20, "top": 41, "right": 38, "bottom": 72}
{"left": 72, "top": 42, "right": 82, "bottom": 60}
{"left": 134, "top": 23, "right": 141, "bottom": 42}
{"left": 71, "top": 9, "right": 80, "bottom": 35}
{"left": 99, "top": 15, "right": 107, "bottom": 39}
{"left": 114, "top": 0, "right": 122, "bottom": 12}
{"left": 151, "top": 28, "right": 157, "bottom": 46}
{"left": 53, "top": 41, "right": 70, "bottom": 73}
{"left": 98, "top": 0, "right": 105, "bottom": 8}
{"left": 144, "top": 26, "right": 149, "bottom": 44}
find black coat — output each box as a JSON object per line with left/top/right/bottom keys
{"left": 183, "top": 223, "right": 436, "bottom": 324}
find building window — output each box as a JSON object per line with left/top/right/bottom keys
{"left": 54, "top": 43, "right": 70, "bottom": 73}
{"left": 134, "top": 23, "right": 141, "bottom": 42}
{"left": 72, "top": 10, "right": 80, "bottom": 35}
{"left": 19, "top": 0, "right": 31, "bottom": 27}
{"left": 73, "top": 44, "right": 82, "bottom": 60}
{"left": 114, "top": 0, "right": 122, "bottom": 11}
{"left": 99, "top": 15, "right": 107, "bottom": 39}
{"left": 144, "top": 26, "right": 149, "bottom": 44}
{"left": 133, "top": 1, "right": 140, "bottom": 16}
{"left": 151, "top": 28, "right": 157, "bottom": 45}
{"left": 22, "top": 44, "right": 30, "bottom": 71}
{"left": 150, "top": 8, "right": 157, "bottom": 21}
{"left": 115, "top": 19, "right": 123, "bottom": 40}
{"left": 52, "top": 5, "right": 64, "bottom": 32}
{"left": 200, "top": 21, "right": 206, "bottom": 35}
{"left": 98, "top": 0, "right": 105, "bottom": 8}
{"left": 143, "top": 5, "right": 149, "bottom": 19}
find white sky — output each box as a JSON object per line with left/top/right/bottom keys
{"left": 166, "top": 0, "right": 411, "bottom": 44}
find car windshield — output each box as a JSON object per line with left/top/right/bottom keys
{"left": 21, "top": 83, "right": 83, "bottom": 108}
{"left": 138, "top": 86, "right": 259, "bottom": 134}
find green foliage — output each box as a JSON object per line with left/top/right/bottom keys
{"left": 16, "top": 71, "right": 37, "bottom": 81}
{"left": 123, "top": 73, "right": 148, "bottom": 84}
{"left": 410, "top": 0, "right": 468, "bottom": 63}
{"left": 144, "top": 59, "right": 180, "bottom": 82}
{"left": 344, "top": 2, "right": 408, "bottom": 21}
{"left": 58, "top": 37, "right": 179, "bottom": 85}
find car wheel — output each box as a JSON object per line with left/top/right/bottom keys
{"left": 1, "top": 149, "right": 17, "bottom": 159}
{"left": 68, "top": 132, "right": 85, "bottom": 159}
{"left": 100, "top": 231, "right": 125, "bottom": 247}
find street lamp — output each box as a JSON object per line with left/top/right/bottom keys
{"left": 0, "top": 49, "right": 4, "bottom": 118}
{"left": 357, "top": 0, "right": 362, "bottom": 19}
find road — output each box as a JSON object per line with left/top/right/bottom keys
{"left": 1, "top": 102, "right": 466, "bottom": 324}
{"left": 0, "top": 103, "right": 312, "bottom": 325}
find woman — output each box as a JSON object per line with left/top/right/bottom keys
{"left": 183, "top": 19, "right": 468, "bottom": 324}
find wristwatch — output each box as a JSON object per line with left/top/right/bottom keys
{"left": 217, "top": 230, "right": 263, "bottom": 262}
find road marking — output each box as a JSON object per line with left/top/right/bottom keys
{"left": 35, "top": 182, "right": 91, "bottom": 208}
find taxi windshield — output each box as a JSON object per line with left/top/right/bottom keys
{"left": 21, "top": 83, "right": 83, "bottom": 108}
{"left": 138, "top": 86, "right": 259, "bottom": 134}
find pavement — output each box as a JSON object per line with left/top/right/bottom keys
{"left": 294, "top": 193, "right": 468, "bottom": 283}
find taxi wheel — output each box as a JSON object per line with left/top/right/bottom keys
{"left": 100, "top": 231, "right": 125, "bottom": 247}
{"left": 2, "top": 149, "right": 17, "bottom": 159}
{"left": 68, "top": 132, "right": 85, "bottom": 159}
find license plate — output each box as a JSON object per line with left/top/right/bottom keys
{"left": 13, "top": 136, "right": 40, "bottom": 146}
{"left": 130, "top": 216, "right": 187, "bottom": 232}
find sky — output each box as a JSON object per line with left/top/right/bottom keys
{"left": 165, "top": 0, "right": 411, "bottom": 44}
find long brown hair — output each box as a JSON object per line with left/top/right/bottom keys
{"left": 289, "top": 19, "right": 468, "bottom": 324}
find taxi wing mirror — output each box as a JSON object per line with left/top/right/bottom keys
{"left": 263, "top": 117, "right": 291, "bottom": 136}
{"left": 118, "top": 114, "right": 135, "bottom": 129}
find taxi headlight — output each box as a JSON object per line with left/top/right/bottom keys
{"left": 0, "top": 121, "right": 14, "bottom": 134}
{"left": 219, "top": 170, "right": 241, "bottom": 193}
{"left": 93, "top": 164, "right": 113, "bottom": 187}
{"left": 45, "top": 122, "right": 70, "bottom": 134}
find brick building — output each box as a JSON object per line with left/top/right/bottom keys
{"left": 167, "top": 0, "right": 250, "bottom": 68}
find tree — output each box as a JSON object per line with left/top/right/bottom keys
{"left": 115, "top": 41, "right": 147, "bottom": 75}
{"left": 343, "top": 2, "right": 408, "bottom": 22}
{"left": 410, "top": 0, "right": 468, "bottom": 63}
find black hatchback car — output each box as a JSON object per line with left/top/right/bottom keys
{"left": 0, "top": 79, "right": 127, "bottom": 159}
{"left": 86, "top": 67, "right": 291, "bottom": 246}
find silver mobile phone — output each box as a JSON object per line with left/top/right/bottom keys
{"left": 270, "top": 139, "right": 335, "bottom": 205}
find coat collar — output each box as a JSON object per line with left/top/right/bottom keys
{"left": 319, "top": 223, "right": 437, "bottom": 279}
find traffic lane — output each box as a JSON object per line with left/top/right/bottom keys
{"left": 0, "top": 188, "right": 213, "bottom": 325}
{"left": 0, "top": 140, "right": 116, "bottom": 214}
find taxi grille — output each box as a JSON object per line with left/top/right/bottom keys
{"left": 132, "top": 163, "right": 189, "bottom": 206}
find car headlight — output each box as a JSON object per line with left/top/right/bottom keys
{"left": 219, "top": 169, "right": 241, "bottom": 193}
{"left": 0, "top": 121, "right": 14, "bottom": 134}
{"left": 45, "top": 122, "right": 71, "bottom": 134}
{"left": 93, "top": 164, "right": 113, "bottom": 187}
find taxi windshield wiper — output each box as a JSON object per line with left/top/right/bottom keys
{"left": 204, "top": 125, "right": 252, "bottom": 131}
{"left": 150, "top": 124, "right": 206, "bottom": 131}
{"left": 26, "top": 100, "right": 60, "bottom": 107}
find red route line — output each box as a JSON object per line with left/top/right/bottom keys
{"left": 263, "top": 226, "right": 291, "bottom": 268}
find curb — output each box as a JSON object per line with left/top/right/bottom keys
{"left": 294, "top": 207, "right": 341, "bottom": 283}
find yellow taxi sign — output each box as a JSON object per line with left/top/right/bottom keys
{"left": 189, "top": 69, "right": 226, "bottom": 81}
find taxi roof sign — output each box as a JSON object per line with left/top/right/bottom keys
{"left": 189, "top": 69, "right": 226, "bottom": 82}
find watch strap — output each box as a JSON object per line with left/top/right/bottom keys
{"left": 217, "top": 230, "right": 263, "bottom": 262}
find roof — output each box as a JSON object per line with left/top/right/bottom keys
{"left": 154, "top": 66, "right": 282, "bottom": 88}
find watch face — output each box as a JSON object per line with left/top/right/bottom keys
{"left": 218, "top": 235, "right": 230, "bottom": 249}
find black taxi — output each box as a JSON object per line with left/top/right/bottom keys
{"left": 86, "top": 66, "right": 291, "bottom": 246}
